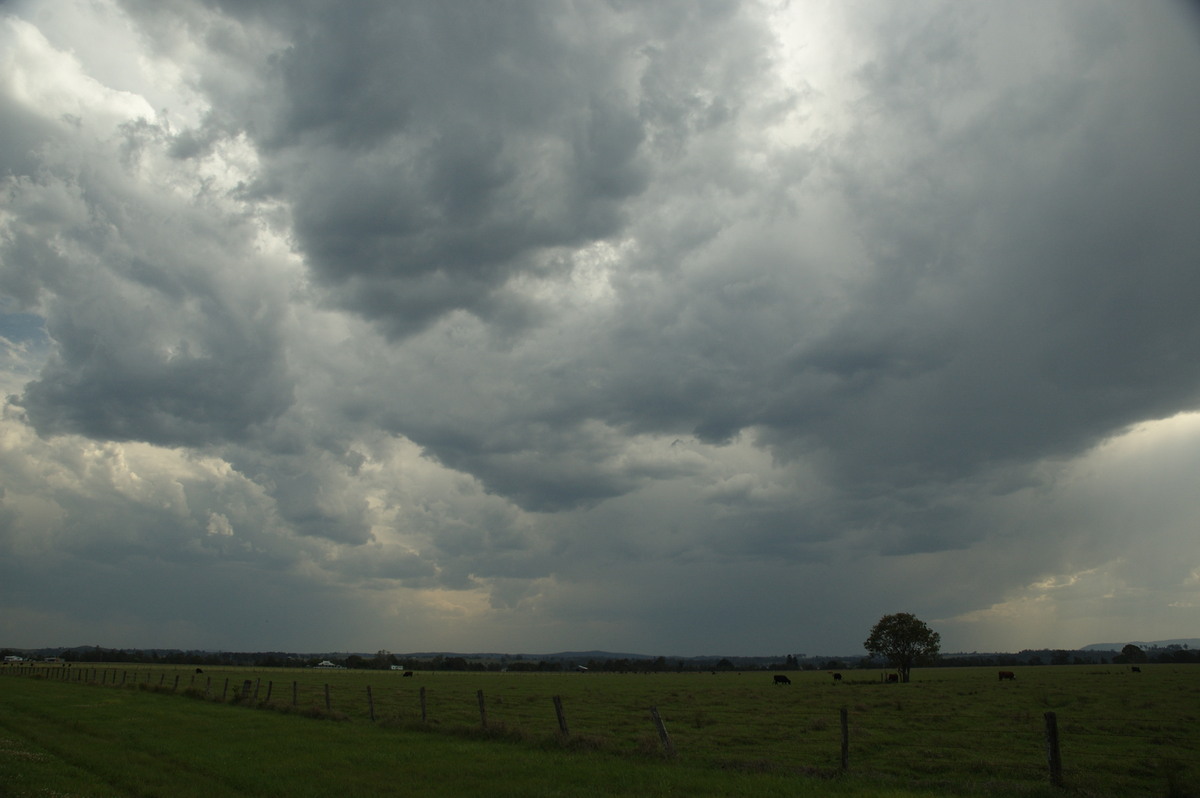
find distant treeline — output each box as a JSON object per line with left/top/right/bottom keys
{"left": 4, "top": 643, "right": 1195, "bottom": 671}
{"left": 3, "top": 647, "right": 317, "bottom": 668}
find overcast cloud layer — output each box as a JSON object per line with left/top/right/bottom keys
{"left": 2, "top": 0, "right": 1199, "bottom": 657}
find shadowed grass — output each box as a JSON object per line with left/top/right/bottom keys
{"left": 0, "top": 676, "right": 970, "bottom": 798}
{"left": 4, "top": 663, "right": 1196, "bottom": 796}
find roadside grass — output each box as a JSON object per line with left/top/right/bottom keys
{"left": 3, "top": 676, "right": 959, "bottom": 798}
{"left": 4, "top": 663, "right": 1196, "bottom": 796}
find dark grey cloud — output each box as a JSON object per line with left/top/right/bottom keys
{"left": 3, "top": 156, "right": 295, "bottom": 446}
{"left": 145, "top": 0, "right": 776, "bottom": 339}
{"left": 779, "top": 1, "right": 1200, "bottom": 496}
{"left": 219, "top": 446, "right": 373, "bottom": 544}
{"left": 1, "top": 0, "right": 1199, "bottom": 655}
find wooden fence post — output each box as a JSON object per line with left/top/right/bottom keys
{"left": 367, "top": 686, "right": 376, "bottom": 721}
{"left": 477, "top": 689, "right": 488, "bottom": 729}
{"left": 222, "top": 678, "right": 228, "bottom": 700}
{"left": 172, "top": 674, "right": 179, "bottom": 692}
{"left": 553, "top": 695, "right": 569, "bottom": 737}
{"left": 420, "top": 686, "right": 427, "bottom": 723}
{"left": 840, "top": 707, "right": 849, "bottom": 772}
{"left": 265, "top": 681, "right": 273, "bottom": 703}
{"left": 1044, "top": 711, "right": 1064, "bottom": 788}
{"left": 241, "top": 679, "right": 253, "bottom": 700}
{"left": 324, "top": 683, "right": 331, "bottom": 713}
{"left": 292, "top": 681, "right": 298, "bottom": 707}
{"left": 649, "top": 706, "right": 676, "bottom": 757}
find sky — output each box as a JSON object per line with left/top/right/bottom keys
{"left": 1, "top": 0, "right": 1199, "bottom": 658}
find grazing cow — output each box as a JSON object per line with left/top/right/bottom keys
{"left": 886, "top": 673, "right": 899, "bottom": 683}
{"left": 1130, "top": 666, "right": 1141, "bottom": 673}
{"left": 832, "top": 672, "right": 842, "bottom": 682}
{"left": 998, "top": 671, "right": 1016, "bottom": 681}
{"left": 195, "top": 668, "right": 203, "bottom": 674}
{"left": 773, "top": 674, "right": 792, "bottom": 686}
{"left": 402, "top": 670, "right": 415, "bottom": 677}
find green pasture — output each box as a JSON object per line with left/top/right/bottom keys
{"left": 2, "top": 663, "right": 1196, "bottom": 796}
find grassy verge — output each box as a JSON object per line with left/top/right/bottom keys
{"left": 5, "top": 664, "right": 1196, "bottom": 796}
{"left": 0, "top": 676, "right": 968, "bottom": 798}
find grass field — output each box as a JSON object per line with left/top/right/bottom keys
{"left": 2, "top": 663, "right": 1196, "bottom": 796}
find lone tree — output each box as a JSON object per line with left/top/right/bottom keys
{"left": 1115, "top": 643, "right": 1148, "bottom": 664}
{"left": 864, "top": 612, "right": 941, "bottom": 683}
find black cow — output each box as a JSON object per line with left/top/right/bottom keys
{"left": 998, "top": 671, "right": 1016, "bottom": 681}
{"left": 195, "top": 668, "right": 203, "bottom": 674}
{"left": 1130, "top": 666, "right": 1141, "bottom": 673}
{"left": 832, "top": 672, "right": 842, "bottom": 682}
{"left": 773, "top": 674, "right": 792, "bottom": 685}
{"left": 402, "top": 670, "right": 415, "bottom": 677}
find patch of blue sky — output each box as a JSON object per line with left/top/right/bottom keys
{"left": 0, "top": 311, "right": 48, "bottom": 346}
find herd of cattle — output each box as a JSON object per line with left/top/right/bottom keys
{"left": 774, "top": 672, "right": 888, "bottom": 685}
{"left": 190, "top": 666, "right": 1141, "bottom": 685}
{"left": 773, "top": 670, "right": 987, "bottom": 685}
{"left": 771, "top": 666, "right": 1145, "bottom": 685}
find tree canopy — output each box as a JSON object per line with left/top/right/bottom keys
{"left": 1116, "top": 643, "right": 1148, "bottom": 664}
{"left": 864, "top": 612, "right": 941, "bottom": 682}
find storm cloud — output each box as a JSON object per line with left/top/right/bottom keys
{"left": 1, "top": 0, "right": 1198, "bottom": 656}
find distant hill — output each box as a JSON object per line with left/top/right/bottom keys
{"left": 8, "top": 642, "right": 1197, "bottom": 665}
{"left": 397, "top": 650, "right": 654, "bottom": 661}
{"left": 535, "top": 651, "right": 656, "bottom": 661}
{"left": 1081, "top": 638, "right": 1200, "bottom": 651}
